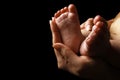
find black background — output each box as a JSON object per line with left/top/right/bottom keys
{"left": 8, "top": 0, "right": 119, "bottom": 80}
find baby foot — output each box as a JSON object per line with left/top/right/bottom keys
{"left": 80, "top": 16, "right": 110, "bottom": 57}
{"left": 54, "top": 4, "right": 84, "bottom": 53}
{"left": 80, "top": 15, "right": 108, "bottom": 37}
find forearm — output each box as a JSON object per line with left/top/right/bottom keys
{"left": 88, "top": 64, "right": 120, "bottom": 80}
{"left": 75, "top": 61, "right": 120, "bottom": 80}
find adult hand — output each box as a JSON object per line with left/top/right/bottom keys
{"left": 49, "top": 16, "right": 120, "bottom": 80}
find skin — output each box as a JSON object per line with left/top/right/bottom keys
{"left": 50, "top": 17, "right": 120, "bottom": 80}
{"left": 110, "top": 12, "right": 120, "bottom": 40}
{"left": 49, "top": 4, "right": 120, "bottom": 80}
{"left": 80, "top": 13, "right": 120, "bottom": 68}
{"left": 54, "top": 4, "right": 84, "bottom": 53}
